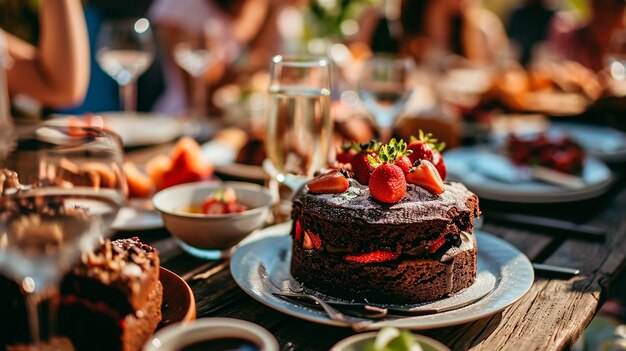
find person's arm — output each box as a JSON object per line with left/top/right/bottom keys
{"left": 231, "top": 0, "right": 269, "bottom": 46}
{"left": 6, "top": 0, "right": 89, "bottom": 107}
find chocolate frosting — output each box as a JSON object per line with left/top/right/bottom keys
{"left": 294, "top": 180, "right": 479, "bottom": 225}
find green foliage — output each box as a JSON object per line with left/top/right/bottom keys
{"left": 304, "top": 0, "right": 379, "bottom": 39}
{"left": 376, "top": 138, "right": 410, "bottom": 164}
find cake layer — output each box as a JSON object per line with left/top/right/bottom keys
{"left": 58, "top": 281, "right": 163, "bottom": 351}
{"left": 61, "top": 237, "right": 160, "bottom": 314}
{"left": 292, "top": 181, "right": 479, "bottom": 253}
{"left": 290, "top": 233, "right": 477, "bottom": 304}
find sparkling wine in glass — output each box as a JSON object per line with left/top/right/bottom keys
{"left": 358, "top": 56, "right": 414, "bottom": 142}
{"left": 173, "top": 22, "right": 222, "bottom": 118}
{"left": 0, "top": 124, "right": 126, "bottom": 348}
{"left": 96, "top": 17, "right": 155, "bottom": 112}
{"left": 264, "top": 56, "right": 332, "bottom": 189}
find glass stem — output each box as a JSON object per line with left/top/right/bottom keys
{"left": 192, "top": 75, "right": 207, "bottom": 118}
{"left": 24, "top": 285, "right": 60, "bottom": 349}
{"left": 120, "top": 81, "right": 137, "bottom": 112}
{"left": 379, "top": 125, "right": 393, "bottom": 144}
{"left": 24, "top": 292, "right": 41, "bottom": 347}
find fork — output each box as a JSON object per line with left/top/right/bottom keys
{"left": 257, "top": 264, "right": 377, "bottom": 328}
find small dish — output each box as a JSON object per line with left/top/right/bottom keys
{"left": 159, "top": 267, "right": 196, "bottom": 328}
{"left": 331, "top": 330, "right": 450, "bottom": 351}
{"left": 144, "top": 318, "right": 279, "bottom": 351}
{"left": 152, "top": 181, "right": 272, "bottom": 259}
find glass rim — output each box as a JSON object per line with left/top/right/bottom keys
{"left": 271, "top": 55, "right": 330, "bottom": 68}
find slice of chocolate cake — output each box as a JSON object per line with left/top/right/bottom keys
{"left": 58, "top": 237, "right": 162, "bottom": 351}
{"left": 290, "top": 180, "right": 480, "bottom": 304}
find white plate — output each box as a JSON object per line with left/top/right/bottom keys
{"left": 112, "top": 199, "right": 163, "bottom": 231}
{"left": 230, "top": 226, "right": 534, "bottom": 330}
{"left": 49, "top": 112, "right": 184, "bottom": 147}
{"left": 491, "top": 121, "right": 626, "bottom": 163}
{"left": 201, "top": 140, "right": 267, "bottom": 181}
{"left": 444, "top": 147, "right": 613, "bottom": 203}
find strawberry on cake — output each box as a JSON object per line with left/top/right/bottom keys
{"left": 290, "top": 137, "right": 480, "bottom": 304}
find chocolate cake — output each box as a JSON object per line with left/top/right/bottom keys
{"left": 0, "top": 237, "right": 162, "bottom": 350}
{"left": 290, "top": 180, "right": 480, "bottom": 304}
{"left": 59, "top": 237, "right": 162, "bottom": 351}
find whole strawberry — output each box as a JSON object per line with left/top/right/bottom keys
{"left": 336, "top": 145, "right": 357, "bottom": 164}
{"left": 349, "top": 140, "right": 381, "bottom": 185}
{"left": 368, "top": 139, "right": 410, "bottom": 204}
{"left": 432, "top": 150, "right": 447, "bottom": 180}
{"left": 407, "top": 130, "right": 447, "bottom": 180}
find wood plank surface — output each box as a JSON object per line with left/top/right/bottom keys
{"left": 124, "top": 147, "right": 626, "bottom": 351}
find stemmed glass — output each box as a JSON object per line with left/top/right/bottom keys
{"left": 173, "top": 21, "right": 223, "bottom": 118}
{"left": 358, "top": 55, "right": 414, "bottom": 143}
{"left": 0, "top": 124, "right": 126, "bottom": 348}
{"left": 607, "top": 28, "right": 626, "bottom": 95}
{"left": 263, "top": 55, "right": 333, "bottom": 191}
{"left": 96, "top": 17, "right": 155, "bottom": 112}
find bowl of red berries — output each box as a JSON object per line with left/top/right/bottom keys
{"left": 153, "top": 181, "right": 272, "bottom": 256}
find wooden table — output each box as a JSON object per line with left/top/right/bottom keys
{"left": 123, "top": 147, "right": 626, "bottom": 351}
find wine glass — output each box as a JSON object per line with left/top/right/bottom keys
{"left": 96, "top": 17, "right": 155, "bottom": 112}
{"left": 173, "top": 21, "right": 223, "bottom": 118}
{"left": 358, "top": 55, "right": 414, "bottom": 143}
{"left": 264, "top": 55, "right": 333, "bottom": 191}
{"left": 0, "top": 124, "right": 126, "bottom": 348}
{"left": 607, "top": 28, "right": 626, "bottom": 95}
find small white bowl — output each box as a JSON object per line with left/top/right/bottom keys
{"left": 153, "top": 181, "right": 272, "bottom": 254}
{"left": 143, "top": 317, "right": 279, "bottom": 351}
{"left": 331, "top": 331, "right": 450, "bottom": 351}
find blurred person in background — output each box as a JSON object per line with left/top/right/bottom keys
{"left": 417, "top": 0, "right": 508, "bottom": 64}
{"left": 149, "top": 0, "right": 273, "bottom": 115}
{"left": 62, "top": 0, "right": 164, "bottom": 114}
{"left": 1, "top": 0, "right": 89, "bottom": 109}
{"left": 507, "top": 0, "right": 556, "bottom": 66}
{"left": 549, "top": 0, "right": 626, "bottom": 72}
{"left": 354, "top": 0, "right": 508, "bottom": 65}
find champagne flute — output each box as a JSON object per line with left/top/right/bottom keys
{"left": 358, "top": 55, "right": 414, "bottom": 143}
{"left": 96, "top": 17, "right": 155, "bottom": 112}
{"left": 0, "top": 124, "right": 126, "bottom": 348}
{"left": 173, "top": 21, "right": 223, "bottom": 118}
{"left": 264, "top": 55, "right": 333, "bottom": 191}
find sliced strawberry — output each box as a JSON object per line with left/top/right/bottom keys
{"left": 225, "top": 202, "right": 247, "bottom": 213}
{"left": 369, "top": 163, "right": 406, "bottom": 204}
{"left": 344, "top": 250, "right": 399, "bottom": 264}
{"left": 428, "top": 234, "right": 447, "bottom": 254}
{"left": 303, "top": 230, "right": 321, "bottom": 250}
{"left": 294, "top": 220, "right": 303, "bottom": 241}
{"left": 406, "top": 160, "right": 445, "bottom": 195}
{"left": 307, "top": 170, "right": 349, "bottom": 194}
{"left": 396, "top": 156, "right": 413, "bottom": 173}
{"left": 203, "top": 200, "right": 225, "bottom": 215}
